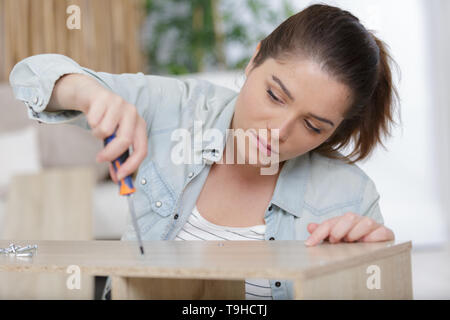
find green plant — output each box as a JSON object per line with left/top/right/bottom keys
{"left": 143, "top": 0, "right": 295, "bottom": 75}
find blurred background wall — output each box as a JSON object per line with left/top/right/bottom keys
{"left": 424, "top": 0, "right": 450, "bottom": 246}
{"left": 0, "top": 0, "right": 145, "bottom": 81}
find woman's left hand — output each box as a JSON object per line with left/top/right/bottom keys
{"left": 305, "top": 212, "right": 395, "bottom": 246}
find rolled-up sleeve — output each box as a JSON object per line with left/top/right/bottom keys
{"left": 9, "top": 53, "right": 187, "bottom": 132}
{"left": 359, "top": 177, "right": 384, "bottom": 225}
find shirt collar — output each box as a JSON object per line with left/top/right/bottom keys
{"left": 270, "top": 153, "right": 311, "bottom": 218}
{"left": 195, "top": 94, "right": 238, "bottom": 165}
{"left": 195, "top": 93, "right": 310, "bottom": 218}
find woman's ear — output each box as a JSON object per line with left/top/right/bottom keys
{"left": 245, "top": 42, "right": 261, "bottom": 77}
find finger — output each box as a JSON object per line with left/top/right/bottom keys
{"left": 361, "top": 226, "right": 395, "bottom": 242}
{"left": 307, "top": 223, "right": 319, "bottom": 234}
{"left": 112, "top": 106, "right": 138, "bottom": 178}
{"left": 92, "top": 103, "right": 122, "bottom": 142}
{"left": 116, "top": 118, "right": 148, "bottom": 180}
{"left": 305, "top": 217, "right": 340, "bottom": 246}
{"left": 86, "top": 99, "right": 108, "bottom": 129}
{"left": 96, "top": 109, "right": 135, "bottom": 163}
{"left": 344, "top": 217, "right": 380, "bottom": 242}
{"left": 115, "top": 104, "right": 137, "bottom": 145}
{"left": 329, "top": 212, "right": 361, "bottom": 243}
{"left": 97, "top": 139, "right": 130, "bottom": 169}
{"left": 109, "top": 163, "right": 118, "bottom": 184}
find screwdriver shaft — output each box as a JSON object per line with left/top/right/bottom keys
{"left": 127, "top": 194, "right": 145, "bottom": 255}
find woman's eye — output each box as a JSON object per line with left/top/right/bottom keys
{"left": 304, "top": 120, "right": 322, "bottom": 134}
{"left": 266, "top": 89, "right": 283, "bottom": 104}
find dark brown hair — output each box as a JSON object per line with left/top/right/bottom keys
{"left": 250, "top": 4, "right": 401, "bottom": 164}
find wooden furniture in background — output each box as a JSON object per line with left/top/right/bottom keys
{"left": 0, "top": 167, "right": 95, "bottom": 299}
{"left": 0, "top": 0, "right": 146, "bottom": 82}
{"left": 0, "top": 239, "right": 413, "bottom": 299}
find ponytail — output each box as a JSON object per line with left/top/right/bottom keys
{"left": 343, "top": 34, "right": 401, "bottom": 163}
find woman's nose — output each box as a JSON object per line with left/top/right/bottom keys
{"left": 272, "top": 116, "right": 297, "bottom": 143}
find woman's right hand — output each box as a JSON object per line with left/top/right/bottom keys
{"left": 57, "top": 73, "right": 148, "bottom": 183}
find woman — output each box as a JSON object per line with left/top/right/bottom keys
{"left": 10, "top": 4, "right": 399, "bottom": 300}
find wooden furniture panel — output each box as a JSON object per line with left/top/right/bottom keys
{"left": 0, "top": 239, "right": 413, "bottom": 299}
{"left": 111, "top": 277, "right": 245, "bottom": 300}
{"left": 0, "top": 167, "right": 95, "bottom": 299}
{"left": 294, "top": 249, "right": 413, "bottom": 299}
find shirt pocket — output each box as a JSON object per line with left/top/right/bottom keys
{"left": 303, "top": 171, "right": 366, "bottom": 217}
{"left": 136, "top": 159, "right": 177, "bottom": 218}
{"left": 303, "top": 199, "right": 361, "bottom": 217}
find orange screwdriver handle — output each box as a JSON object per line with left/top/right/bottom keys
{"left": 104, "top": 133, "right": 136, "bottom": 195}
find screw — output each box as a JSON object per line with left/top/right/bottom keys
{"left": 0, "top": 243, "right": 38, "bottom": 257}
{"left": 8, "top": 244, "right": 16, "bottom": 254}
{"left": 16, "top": 252, "right": 33, "bottom": 257}
{"left": 16, "top": 245, "right": 37, "bottom": 253}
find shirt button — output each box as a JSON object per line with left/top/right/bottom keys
{"left": 32, "top": 96, "right": 38, "bottom": 104}
{"left": 141, "top": 178, "right": 147, "bottom": 185}
{"left": 188, "top": 172, "right": 194, "bottom": 178}
{"left": 269, "top": 237, "right": 275, "bottom": 240}
{"left": 275, "top": 281, "right": 281, "bottom": 287}
{"left": 155, "top": 201, "right": 162, "bottom": 208}
{"left": 174, "top": 214, "right": 179, "bottom": 220}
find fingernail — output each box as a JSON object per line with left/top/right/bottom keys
{"left": 304, "top": 239, "right": 313, "bottom": 246}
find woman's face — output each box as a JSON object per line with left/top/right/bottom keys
{"left": 230, "top": 46, "right": 352, "bottom": 168}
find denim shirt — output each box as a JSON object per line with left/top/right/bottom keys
{"left": 9, "top": 54, "right": 385, "bottom": 300}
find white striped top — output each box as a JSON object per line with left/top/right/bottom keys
{"left": 175, "top": 205, "right": 273, "bottom": 300}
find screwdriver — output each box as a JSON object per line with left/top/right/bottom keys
{"left": 104, "top": 132, "right": 145, "bottom": 255}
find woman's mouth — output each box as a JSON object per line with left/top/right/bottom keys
{"left": 251, "top": 131, "right": 277, "bottom": 156}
